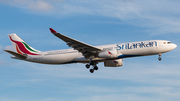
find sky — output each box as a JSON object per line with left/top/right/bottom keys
{"left": 0, "top": 0, "right": 180, "bottom": 101}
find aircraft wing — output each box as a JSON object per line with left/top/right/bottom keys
{"left": 50, "top": 28, "right": 102, "bottom": 58}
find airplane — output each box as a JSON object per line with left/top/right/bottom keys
{"left": 4, "top": 28, "right": 177, "bottom": 73}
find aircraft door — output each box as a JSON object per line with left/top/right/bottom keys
{"left": 158, "top": 41, "right": 163, "bottom": 47}
{"left": 117, "top": 49, "right": 120, "bottom": 54}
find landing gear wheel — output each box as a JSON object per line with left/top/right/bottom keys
{"left": 158, "top": 53, "right": 162, "bottom": 61}
{"left": 90, "top": 69, "right": 94, "bottom": 73}
{"left": 86, "top": 60, "right": 98, "bottom": 73}
{"left": 94, "top": 66, "right": 98, "bottom": 70}
{"left": 158, "top": 57, "right": 162, "bottom": 61}
{"left": 86, "top": 64, "right": 90, "bottom": 69}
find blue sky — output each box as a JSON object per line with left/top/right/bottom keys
{"left": 0, "top": 0, "right": 180, "bottom": 101}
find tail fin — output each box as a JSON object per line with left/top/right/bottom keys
{"left": 8, "top": 34, "right": 40, "bottom": 55}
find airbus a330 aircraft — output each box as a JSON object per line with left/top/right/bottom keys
{"left": 4, "top": 28, "right": 177, "bottom": 73}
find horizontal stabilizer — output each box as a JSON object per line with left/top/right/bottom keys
{"left": 4, "top": 50, "right": 27, "bottom": 59}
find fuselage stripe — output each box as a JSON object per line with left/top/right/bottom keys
{"left": 16, "top": 44, "right": 23, "bottom": 55}
{"left": 22, "top": 42, "right": 38, "bottom": 52}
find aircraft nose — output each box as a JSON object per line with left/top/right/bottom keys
{"left": 166, "top": 43, "right": 177, "bottom": 51}
{"left": 173, "top": 44, "right": 177, "bottom": 49}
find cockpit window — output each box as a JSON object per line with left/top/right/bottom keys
{"left": 167, "top": 42, "right": 172, "bottom": 44}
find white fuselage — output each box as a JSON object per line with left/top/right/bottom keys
{"left": 19, "top": 40, "right": 176, "bottom": 64}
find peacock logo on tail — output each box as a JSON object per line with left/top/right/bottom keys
{"left": 9, "top": 36, "right": 40, "bottom": 55}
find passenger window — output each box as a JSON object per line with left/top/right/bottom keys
{"left": 103, "top": 47, "right": 113, "bottom": 50}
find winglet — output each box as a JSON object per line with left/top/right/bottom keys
{"left": 49, "top": 28, "right": 57, "bottom": 34}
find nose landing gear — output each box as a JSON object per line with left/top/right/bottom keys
{"left": 158, "top": 53, "right": 162, "bottom": 61}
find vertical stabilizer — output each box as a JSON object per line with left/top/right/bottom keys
{"left": 8, "top": 34, "right": 40, "bottom": 55}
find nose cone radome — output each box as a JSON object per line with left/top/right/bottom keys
{"left": 169, "top": 43, "right": 177, "bottom": 51}
{"left": 162, "top": 43, "right": 177, "bottom": 53}
{"left": 173, "top": 44, "right": 177, "bottom": 49}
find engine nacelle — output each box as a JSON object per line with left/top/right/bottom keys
{"left": 104, "top": 59, "right": 123, "bottom": 67}
{"left": 98, "top": 49, "right": 118, "bottom": 58}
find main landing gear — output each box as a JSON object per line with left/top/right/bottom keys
{"left": 158, "top": 53, "right": 162, "bottom": 61}
{"left": 86, "top": 61, "right": 98, "bottom": 73}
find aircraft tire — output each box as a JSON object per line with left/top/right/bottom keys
{"left": 86, "top": 64, "right": 90, "bottom": 69}
{"left": 90, "top": 69, "right": 94, "bottom": 73}
{"left": 158, "top": 57, "right": 162, "bottom": 61}
{"left": 94, "top": 66, "right": 98, "bottom": 70}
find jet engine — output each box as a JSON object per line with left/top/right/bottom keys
{"left": 98, "top": 49, "right": 118, "bottom": 58}
{"left": 104, "top": 59, "right": 123, "bottom": 67}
